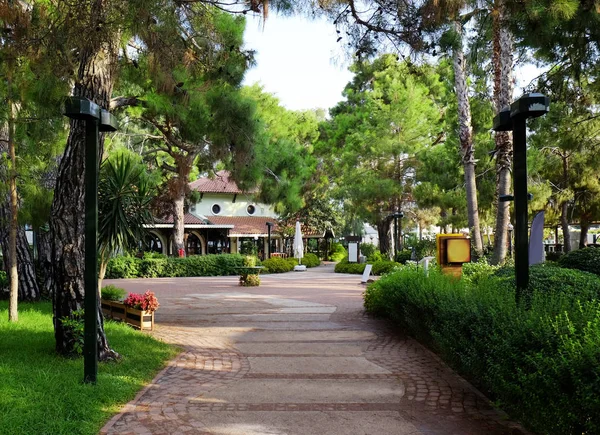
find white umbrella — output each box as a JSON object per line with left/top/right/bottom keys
{"left": 293, "top": 220, "right": 304, "bottom": 264}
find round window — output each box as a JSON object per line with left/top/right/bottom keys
{"left": 247, "top": 204, "right": 256, "bottom": 215}
{"left": 211, "top": 204, "right": 221, "bottom": 215}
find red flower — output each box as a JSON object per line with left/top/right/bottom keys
{"left": 124, "top": 290, "right": 159, "bottom": 312}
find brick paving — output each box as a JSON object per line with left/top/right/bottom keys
{"left": 100, "top": 264, "right": 528, "bottom": 435}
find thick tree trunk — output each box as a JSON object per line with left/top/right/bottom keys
{"left": 50, "top": 20, "right": 119, "bottom": 359}
{"left": 36, "top": 228, "right": 54, "bottom": 298}
{"left": 173, "top": 194, "right": 186, "bottom": 255}
{"left": 7, "top": 87, "right": 19, "bottom": 321}
{"left": 491, "top": 0, "right": 515, "bottom": 265}
{"left": 453, "top": 20, "right": 483, "bottom": 259}
{"left": 377, "top": 218, "right": 392, "bottom": 258}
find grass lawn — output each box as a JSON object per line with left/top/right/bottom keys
{"left": 0, "top": 301, "right": 179, "bottom": 435}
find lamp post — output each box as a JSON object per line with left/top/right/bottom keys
{"left": 266, "top": 222, "right": 273, "bottom": 259}
{"left": 507, "top": 223, "right": 514, "bottom": 257}
{"left": 493, "top": 93, "right": 549, "bottom": 301}
{"left": 64, "top": 96, "right": 117, "bottom": 384}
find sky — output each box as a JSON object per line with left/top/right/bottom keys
{"left": 243, "top": 13, "right": 354, "bottom": 112}
{"left": 243, "top": 13, "right": 542, "bottom": 113}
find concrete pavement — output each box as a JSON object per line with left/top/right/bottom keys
{"left": 100, "top": 263, "right": 527, "bottom": 435}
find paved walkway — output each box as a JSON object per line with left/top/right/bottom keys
{"left": 100, "top": 263, "right": 526, "bottom": 435}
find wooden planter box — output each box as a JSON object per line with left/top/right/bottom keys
{"left": 101, "top": 299, "right": 154, "bottom": 331}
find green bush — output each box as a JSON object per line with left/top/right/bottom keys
{"left": 106, "top": 256, "right": 140, "bottom": 279}
{"left": 394, "top": 249, "right": 412, "bottom": 264}
{"left": 263, "top": 257, "right": 295, "bottom": 273}
{"left": 301, "top": 253, "right": 321, "bottom": 267}
{"left": 371, "top": 260, "right": 399, "bottom": 276}
{"left": 367, "top": 250, "right": 384, "bottom": 262}
{"left": 558, "top": 247, "right": 600, "bottom": 276}
{"left": 545, "top": 251, "right": 563, "bottom": 262}
{"left": 138, "top": 258, "right": 169, "bottom": 278}
{"left": 287, "top": 257, "right": 300, "bottom": 268}
{"left": 329, "top": 242, "right": 347, "bottom": 262}
{"left": 364, "top": 267, "right": 600, "bottom": 434}
{"left": 494, "top": 263, "right": 600, "bottom": 302}
{"left": 100, "top": 284, "right": 126, "bottom": 301}
{"left": 360, "top": 243, "right": 377, "bottom": 258}
{"left": 334, "top": 259, "right": 366, "bottom": 274}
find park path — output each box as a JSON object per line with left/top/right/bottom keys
{"left": 99, "top": 263, "right": 526, "bottom": 435}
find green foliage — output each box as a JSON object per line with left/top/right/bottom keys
{"left": 100, "top": 285, "right": 126, "bottom": 302}
{"left": 558, "top": 247, "right": 600, "bottom": 276}
{"left": 240, "top": 241, "right": 258, "bottom": 256}
{"left": 301, "top": 253, "right": 321, "bottom": 268}
{"left": 462, "top": 259, "right": 500, "bottom": 286}
{"left": 371, "top": 261, "right": 399, "bottom": 276}
{"left": 262, "top": 257, "right": 295, "bottom": 274}
{"left": 243, "top": 255, "right": 259, "bottom": 267}
{"left": 360, "top": 243, "right": 377, "bottom": 258}
{"left": 364, "top": 267, "right": 600, "bottom": 434}
{"left": 59, "top": 309, "right": 85, "bottom": 356}
{"left": 329, "top": 242, "right": 347, "bottom": 262}
{"left": 239, "top": 273, "right": 260, "bottom": 287}
{"left": 0, "top": 301, "right": 178, "bottom": 435}
{"left": 0, "top": 271, "right": 7, "bottom": 291}
{"left": 394, "top": 250, "right": 412, "bottom": 264}
{"left": 494, "top": 264, "right": 600, "bottom": 302}
{"left": 105, "top": 254, "right": 245, "bottom": 278}
{"left": 367, "top": 250, "right": 384, "bottom": 262}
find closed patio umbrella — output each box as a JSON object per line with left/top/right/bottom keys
{"left": 293, "top": 221, "right": 304, "bottom": 266}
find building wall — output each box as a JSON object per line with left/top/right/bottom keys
{"left": 190, "top": 193, "right": 276, "bottom": 218}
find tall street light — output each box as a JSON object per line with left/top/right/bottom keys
{"left": 64, "top": 96, "right": 117, "bottom": 384}
{"left": 493, "top": 93, "right": 549, "bottom": 301}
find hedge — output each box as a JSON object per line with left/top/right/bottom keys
{"left": 105, "top": 254, "right": 245, "bottom": 278}
{"left": 334, "top": 258, "right": 399, "bottom": 275}
{"left": 558, "top": 247, "right": 600, "bottom": 276}
{"left": 364, "top": 266, "right": 600, "bottom": 434}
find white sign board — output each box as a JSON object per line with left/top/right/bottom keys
{"left": 348, "top": 242, "right": 359, "bottom": 263}
{"left": 361, "top": 264, "right": 373, "bottom": 283}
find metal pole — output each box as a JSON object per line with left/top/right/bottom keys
{"left": 84, "top": 118, "right": 99, "bottom": 384}
{"left": 513, "top": 118, "right": 529, "bottom": 301}
{"left": 266, "top": 223, "right": 272, "bottom": 259}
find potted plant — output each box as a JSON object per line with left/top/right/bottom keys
{"left": 123, "top": 290, "right": 159, "bottom": 331}
{"left": 100, "top": 285, "right": 127, "bottom": 321}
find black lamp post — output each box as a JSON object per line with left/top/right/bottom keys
{"left": 266, "top": 222, "right": 273, "bottom": 259}
{"left": 507, "top": 223, "right": 514, "bottom": 257}
{"left": 64, "top": 96, "right": 117, "bottom": 384}
{"left": 493, "top": 93, "right": 549, "bottom": 301}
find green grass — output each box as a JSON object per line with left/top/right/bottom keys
{"left": 0, "top": 301, "right": 180, "bottom": 435}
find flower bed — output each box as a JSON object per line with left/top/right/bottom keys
{"left": 101, "top": 290, "right": 159, "bottom": 331}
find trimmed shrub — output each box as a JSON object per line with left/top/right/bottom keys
{"left": 334, "top": 259, "right": 366, "bottom": 274}
{"left": 462, "top": 259, "right": 500, "bottom": 286}
{"left": 301, "top": 253, "right": 321, "bottom": 268}
{"left": 360, "top": 243, "right": 377, "bottom": 258}
{"left": 394, "top": 249, "right": 412, "bottom": 264}
{"left": 558, "top": 247, "right": 600, "bottom": 276}
{"left": 263, "top": 257, "right": 295, "bottom": 273}
{"left": 100, "top": 285, "right": 126, "bottom": 301}
{"left": 367, "top": 250, "right": 384, "bottom": 262}
{"left": 287, "top": 257, "right": 300, "bottom": 268}
{"left": 105, "top": 254, "right": 244, "bottom": 278}
{"left": 364, "top": 267, "right": 600, "bottom": 434}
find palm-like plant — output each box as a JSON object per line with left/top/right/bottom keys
{"left": 98, "top": 152, "right": 155, "bottom": 287}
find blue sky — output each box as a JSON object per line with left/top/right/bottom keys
{"left": 243, "top": 13, "right": 354, "bottom": 112}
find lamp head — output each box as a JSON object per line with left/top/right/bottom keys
{"left": 510, "top": 93, "right": 550, "bottom": 120}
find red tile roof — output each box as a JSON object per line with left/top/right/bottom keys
{"left": 157, "top": 213, "right": 209, "bottom": 225}
{"left": 208, "top": 216, "right": 278, "bottom": 235}
{"left": 189, "top": 170, "right": 255, "bottom": 194}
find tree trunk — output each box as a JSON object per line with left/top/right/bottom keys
{"left": 0, "top": 208, "right": 40, "bottom": 301}
{"left": 50, "top": 21, "right": 120, "bottom": 359}
{"left": 173, "top": 193, "right": 186, "bottom": 255}
{"left": 377, "top": 218, "right": 392, "bottom": 258}
{"left": 453, "top": 20, "right": 484, "bottom": 259}
{"left": 579, "top": 220, "right": 589, "bottom": 249}
{"left": 171, "top": 156, "right": 195, "bottom": 256}
{"left": 560, "top": 201, "right": 571, "bottom": 253}
{"left": 36, "top": 228, "right": 54, "bottom": 298}
{"left": 491, "top": 0, "right": 515, "bottom": 265}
